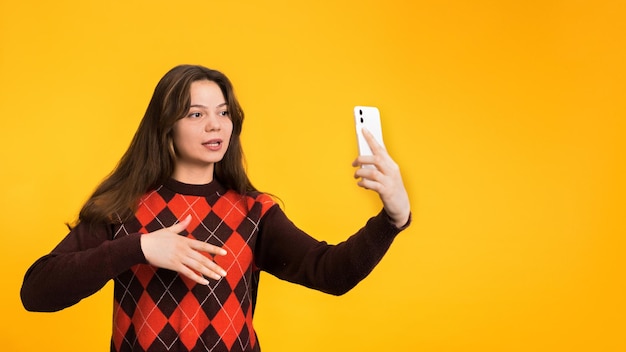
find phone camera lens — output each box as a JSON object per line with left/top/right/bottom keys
{"left": 360, "top": 117, "right": 364, "bottom": 123}
{"left": 359, "top": 109, "right": 363, "bottom": 115}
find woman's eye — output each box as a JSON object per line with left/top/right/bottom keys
{"left": 188, "top": 112, "right": 202, "bottom": 118}
{"left": 219, "top": 110, "right": 229, "bottom": 117}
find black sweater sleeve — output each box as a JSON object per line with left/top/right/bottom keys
{"left": 254, "top": 206, "right": 410, "bottom": 295}
{"left": 20, "top": 222, "right": 147, "bottom": 312}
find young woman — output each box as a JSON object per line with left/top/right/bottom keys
{"left": 20, "top": 64, "right": 411, "bottom": 352}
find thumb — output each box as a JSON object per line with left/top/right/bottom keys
{"left": 169, "top": 214, "right": 192, "bottom": 234}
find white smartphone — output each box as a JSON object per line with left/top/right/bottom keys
{"left": 354, "top": 105, "right": 384, "bottom": 157}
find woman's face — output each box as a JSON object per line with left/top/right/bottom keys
{"left": 171, "top": 79, "right": 233, "bottom": 183}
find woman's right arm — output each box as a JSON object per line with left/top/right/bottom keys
{"left": 20, "top": 222, "right": 146, "bottom": 312}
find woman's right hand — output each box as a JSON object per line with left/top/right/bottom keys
{"left": 140, "top": 215, "right": 227, "bottom": 285}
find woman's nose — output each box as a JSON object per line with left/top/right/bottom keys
{"left": 205, "top": 113, "right": 221, "bottom": 131}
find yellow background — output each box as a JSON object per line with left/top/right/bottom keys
{"left": 1, "top": 0, "right": 624, "bottom": 351}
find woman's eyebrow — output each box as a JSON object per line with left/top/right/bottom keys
{"left": 189, "top": 103, "right": 228, "bottom": 109}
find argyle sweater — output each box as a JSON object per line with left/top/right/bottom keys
{"left": 21, "top": 178, "right": 410, "bottom": 352}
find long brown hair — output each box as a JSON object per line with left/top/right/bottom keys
{"left": 79, "top": 65, "right": 256, "bottom": 224}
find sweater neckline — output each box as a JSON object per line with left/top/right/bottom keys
{"left": 163, "top": 178, "right": 226, "bottom": 197}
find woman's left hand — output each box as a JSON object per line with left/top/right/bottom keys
{"left": 352, "top": 128, "right": 411, "bottom": 228}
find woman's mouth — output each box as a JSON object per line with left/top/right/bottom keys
{"left": 203, "top": 139, "right": 223, "bottom": 151}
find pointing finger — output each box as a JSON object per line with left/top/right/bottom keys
{"left": 362, "top": 128, "right": 386, "bottom": 154}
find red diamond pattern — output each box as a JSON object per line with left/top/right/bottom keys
{"left": 171, "top": 292, "right": 210, "bottom": 350}
{"left": 211, "top": 293, "right": 247, "bottom": 351}
{"left": 132, "top": 263, "right": 157, "bottom": 289}
{"left": 135, "top": 190, "right": 167, "bottom": 227}
{"left": 212, "top": 194, "right": 247, "bottom": 233}
{"left": 136, "top": 292, "right": 168, "bottom": 350}
{"left": 112, "top": 301, "right": 132, "bottom": 351}
{"left": 218, "top": 232, "right": 253, "bottom": 291}
{"left": 166, "top": 194, "right": 211, "bottom": 233}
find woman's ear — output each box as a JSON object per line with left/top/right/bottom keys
{"left": 168, "top": 137, "right": 177, "bottom": 159}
